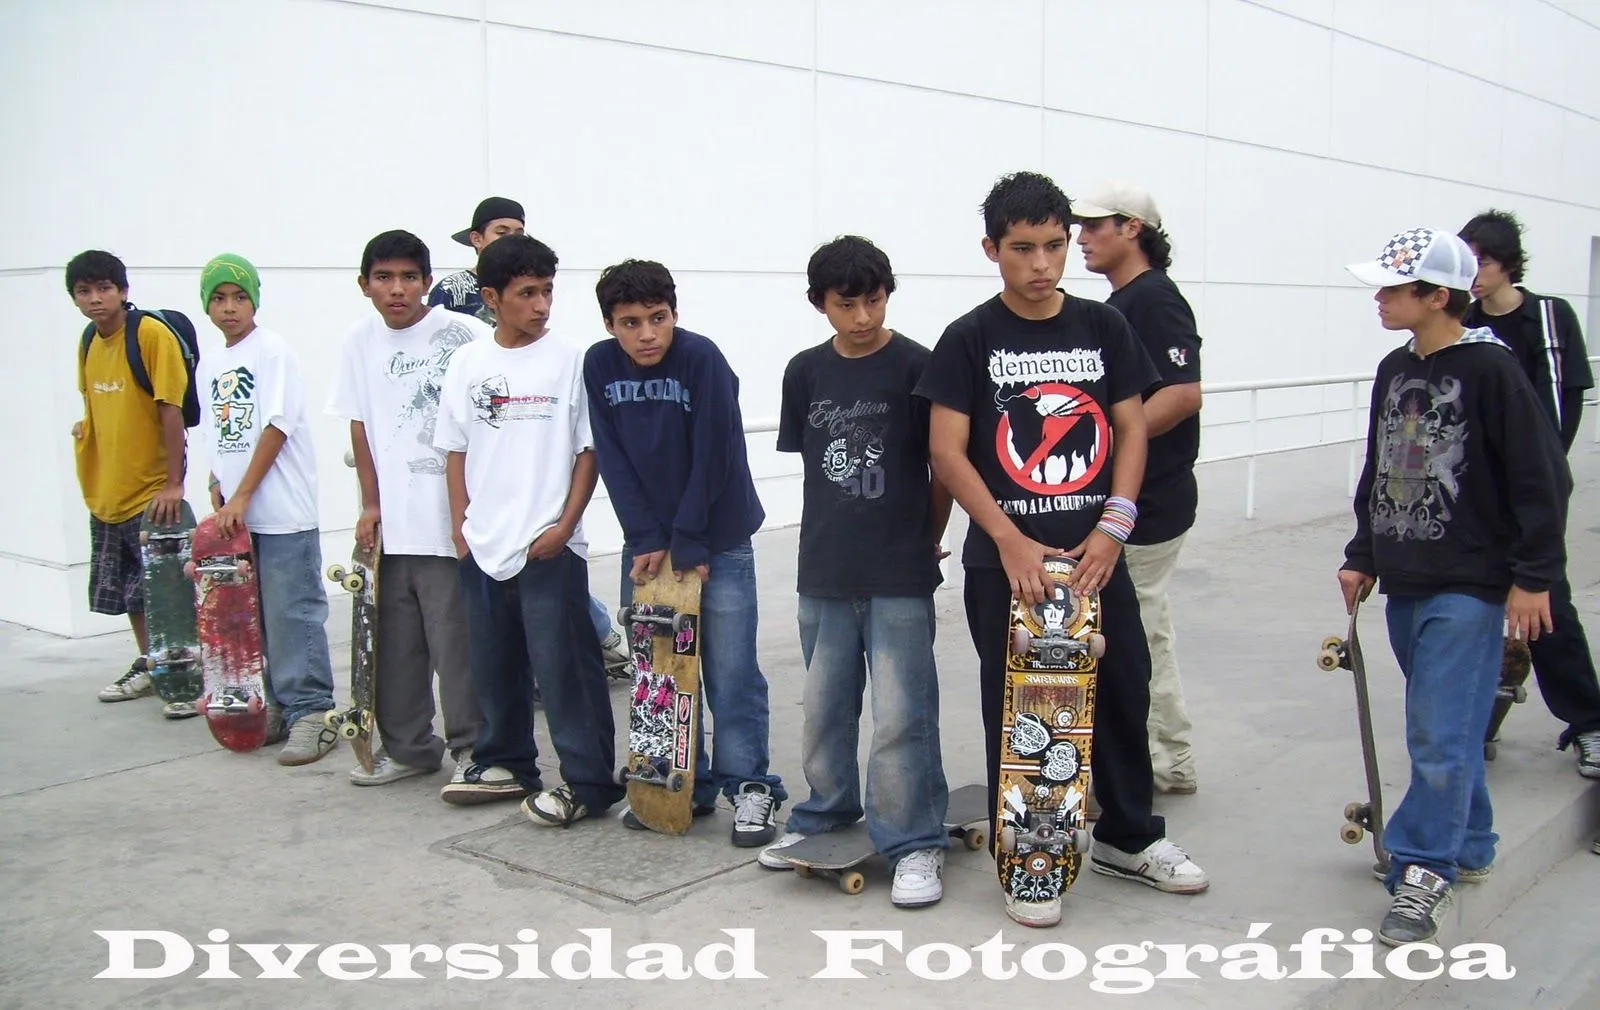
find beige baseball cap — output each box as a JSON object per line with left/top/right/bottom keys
{"left": 1072, "top": 181, "right": 1163, "bottom": 229}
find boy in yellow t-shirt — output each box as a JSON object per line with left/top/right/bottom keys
{"left": 68, "top": 250, "right": 190, "bottom": 713}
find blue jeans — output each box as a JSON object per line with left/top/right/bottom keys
{"left": 786, "top": 595, "right": 949, "bottom": 861}
{"left": 621, "top": 541, "right": 785, "bottom": 807}
{"left": 588, "top": 594, "right": 612, "bottom": 643}
{"left": 1382, "top": 592, "right": 1504, "bottom": 889}
{"left": 252, "top": 530, "right": 336, "bottom": 726}
{"left": 459, "top": 549, "right": 623, "bottom": 811}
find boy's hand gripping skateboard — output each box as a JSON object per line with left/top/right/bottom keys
{"left": 614, "top": 555, "right": 703, "bottom": 835}
{"left": 140, "top": 500, "right": 202, "bottom": 713}
{"left": 1317, "top": 598, "right": 1387, "bottom": 873}
{"left": 995, "top": 557, "right": 1101, "bottom": 907}
{"left": 187, "top": 514, "right": 269, "bottom": 752}
{"left": 779, "top": 784, "right": 991, "bottom": 895}
{"left": 326, "top": 524, "right": 380, "bottom": 773}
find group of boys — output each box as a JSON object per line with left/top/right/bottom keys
{"left": 71, "top": 172, "right": 1596, "bottom": 941}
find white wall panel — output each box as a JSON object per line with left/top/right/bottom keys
{"left": 1498, "top": 92, "right": 1567, "bottom": 201}
{"left": 817, "top": 0, "right": 1043, "bottom": 106}
{"left": 1423, "top": 0, "right": 1508, "bottom": 85}
{"left": 1562, "top": 114, "right": 1600, "bottom": 212}
{"left": 485, "top": 0, "right": 815, "bottom": 69}
{"left": 1333, "top": 0, "right": 1431, "bottom": 53}
{"left": 1202, "top": 285, "right": 1332, "bottom": 382}
{"left": 1423, "top": 64, "right": 1505, "bottom": 191}
{"left": 1208, "top": 0, "right": 1332, "bottom": 156}
{"left": 1247, "top": 0, "right": 1335, "bottom": 26}
{"left": 1323, "top": 162, "right": 1428, "bottom": 288}
{"left": 1041, "top": 0, "right": 1208, "bottom": 135}
{"left": 1203, "top": 142, "right": 1330, "bottom": 286}
{"left": 1328, "top": 35, "right": 1431, "bottom": 176}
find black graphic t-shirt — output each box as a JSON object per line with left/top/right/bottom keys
{"left": 1106, "top": 269, "right": 1202, "bottom": 545}
{"left": 778, "top": 332, "right": 942, "bottom": 597}
{"left": 913, "top": 294, "right": 1157, "bottom": 569}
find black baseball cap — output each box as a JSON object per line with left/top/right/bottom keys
{"left": 452, "top": 197, "right": 525, "bottom": 246}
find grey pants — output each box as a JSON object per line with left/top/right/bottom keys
{"left": 377, "top": 554, "right": 480, "bottom": 769}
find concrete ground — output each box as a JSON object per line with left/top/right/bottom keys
{"left": 4, "top": 442, "right": 1599, "bottom": 1009}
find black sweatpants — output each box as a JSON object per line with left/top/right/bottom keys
{"left": 1531, "top": 576, "right": 1600, "bottom": 748}
{"left": 963, "top": 558, "right": 1164, "bottom": 854}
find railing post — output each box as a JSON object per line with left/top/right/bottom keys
{"left": 1246, "top": 388, "right": 1258, "bottom": 519}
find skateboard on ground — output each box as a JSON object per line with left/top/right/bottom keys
{"left": 140, "top": 501, "right": 202, "bottom": 713}
{"left": 326, "top": 524, "right": 380, "bottom": 773}
{"left": 1484, "top": 637, "right": 1533, "bottom": 761}
{"left": 781, "top": 783, "right": 990, "bottom": 894}
{"left": 614, "top": 556, "right": 702, "bottom": 835}
{"left": 1317, "top": 598, "right": 1387, "bottom": 873}
{"left": 995, "top": 557, "right": 1100, "bottom": 905}
{"left": 187, "top": 515, "right": 269, "bottom": 752}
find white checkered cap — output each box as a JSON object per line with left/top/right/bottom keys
{"left": 1346, "top": 227, "right": 1479, "bottom": 291}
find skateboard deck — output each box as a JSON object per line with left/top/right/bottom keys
{"left": 140, "top": 501, "right": 202, "bottom": 707}
{"left": 188, "top": 515, "right": 269, "bottom": 752}
{"left": 326, "top": 525, "right": 380, "bottom": 773}
{"left": 1317, "top": 598, "right": 1387, "bottom": 872}
{"left": 782, "top": 783, "right": 991, "bottom": 894}
{"left": 1484, "top": 637, "right": 1533, "bottom": 761}
{"left": 615, "top": 557, "right": 702, "bottom": 835}
{"left": 996, "top": 557, "right": 1100, "bottom": 905}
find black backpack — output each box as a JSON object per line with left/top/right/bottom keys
{"left": 80, "top": 302, "right": 202, "bottom": 427}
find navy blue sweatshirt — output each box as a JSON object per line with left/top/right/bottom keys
{"left": 583, "top": 328, "right": 765, "bottom": 571}
{"left": 1342, "top": 328, "right": 1570, "bottom": 601}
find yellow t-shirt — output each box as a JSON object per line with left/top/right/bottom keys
{"left": 75, "top": 315, "right": 190, "bottom": 523}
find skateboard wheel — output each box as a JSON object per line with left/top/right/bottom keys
{"left": 237, "top": 560, "right": 252, "bottom": 578}
{"left": 616, "top": 607, "right": 632, "bottom": 628}
{"left": 1343, "top": 801, "right": 1365, "bottom": 823}
{"left": 667, "top": 772, "right": 686, "bottom": 792}
{"left": 323, "top": 711, "right": 340, "bottom": 730}
{"left": 613, "top": 766, "right": 628, "bottom": 785}
{"left": 1340, "top": 822, "right": 1365, "bottom": 845}
{"left": 670, "top": 612, "right": 690, "bottom": 634}
{"left": 963, "top": 828, "right": 986, "bottom": 851}
{"left": 1484, "top": 741, "right": 1498, "bottom": 761}
{"left": 1087, "top": 633, "right": 1106, "bottom": 660}
{"left": 140, "top": 531, "right": 150, "bottom": 546}
{"left": 327, "top": 565, "right": 346, "bottom": 582}
{"left": 794, "top": 865, "right": 813, "bottom": 879}
{"left": 1011, "top": 627, "right": 1031, "bottom": 657}
{"left": 1322, "top": 636, "right": 1344, "bottom": 653}
{"left": 183, "top": 561, "right": 197, "bottom": 579}
{"left": 1512, "top": 685, "right": 1528, "bottom": 704}
{"left": 1071, "top": 827, "right": 1091, "bottom": 855}
{"left": 1316, "top": 649, "right": 1341, "bottom": 672}
{"left": 343, "top": 574, "right": 364, "bottom": 593}
{"left": 340, "top": 721, "right": 359, "bottom": 740}
{"left": 999, "top": 825, "right": 1017, "bottom": 853}
{"left": 839, "top": 872, "right": 865, "bottom": 895}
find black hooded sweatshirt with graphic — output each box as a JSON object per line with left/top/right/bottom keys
{"left": 1342, "top": 328, "right": 1571, "bottom": 602}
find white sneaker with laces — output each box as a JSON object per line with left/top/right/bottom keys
{"left": 1091, "top": 837, "right": 1209, "bottom": 893}
{"left": 757, "top": 831, "right": 806, "bottom": 869}
{"left": 525, "top": 784, "right": 588, "bottom": 827}
{"left": 350, "top": 754, "right": 432, "bottom": 786}
{"left": 98, "top": 661, "right": 152, "bottom": 702}
{"left": 891, "top": 848, "right": 945, "bottom": 907}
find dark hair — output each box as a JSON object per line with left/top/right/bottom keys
{"left": 1111, "top": 215, "right": 1174, "bottom": 270}
{"left": 806, "top": 236, "right": 897, "bottom": 308}
{"left": 1410, "top": 281, "right": 1471, "bottom": 319}
{"left": 596, "top": 260, "right": 677, "bottom": 323}
{"left": 981, "top": 171, "right": 1073, "bottom": 244}
{"left": 477, "top": 234, "right": 558, "bottom": 293}
{"left": 361, "top": 230, "right": 431, "bottom": 279}
{"left": 65, "top": 250, "right": 128, "bottom": 294}
{"left": 1458, "top": 209, "right": 1526, "bottom": 284}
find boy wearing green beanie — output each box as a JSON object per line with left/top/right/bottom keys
{"left": 197, "top": 253, "right": 341, "bottom": 765}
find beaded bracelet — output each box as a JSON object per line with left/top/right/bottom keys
{"left": 1096, "top": 496, "right": 1138, "bottom": 543}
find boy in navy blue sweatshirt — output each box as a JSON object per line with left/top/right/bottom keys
{"left": 1341, "top": 227, "right": 1570, "bottom": 946}
{"left": 583, "top": 259, "right": 785, "bottom": 847}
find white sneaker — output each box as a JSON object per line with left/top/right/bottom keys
{"left": 1005, "top": 894, "right": 1061, "bottom": 927}
{"left": 349, "top": 754, "right": 432, "bottom": 786}
{"left": 891, "top": 848, "right": 945, "bottom": 907}
{"left": 98, "top": 661, "right": 152, "bottom": 702}
{"left": 440, "top": 761, "right": 529, "bottom": 805}
{"left": 757, "top": 831, "right": 806, "bottom": 869}
{"left": 1091, "top": 837, "right": 1209, "bottom": 893}
{"left": 162, "top": 700, "right": 200, "bottom": 720}
{"left": 524, "top": 784, "right": 588, "bottom": 827}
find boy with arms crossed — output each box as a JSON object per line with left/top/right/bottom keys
{"left": 757, "top": 236, "right": 953, "bottom": 907}
{"left": 69, "top": 250, "right": 189, "bottom": 712}
{"left": 197, "top": 253, "right": 340, "bottom": 765}
{"left": 583, "top": 259, "right": 786, "bottom": 847}
{"left": 1341, "top": 228, "right": 1569, "bottom": 946}
{"left": 434, "top": 234, "right": 623, "bottom": 824}
{"left": 914, "top": 172, "right": 1208, "bottom": 928}
{"left": 328, "top": 230, "right": 491, "bottom": 789}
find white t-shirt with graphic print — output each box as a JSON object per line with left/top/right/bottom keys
{"left": 433, "top": 332, "right": 593, "bottom": 581}
{"left": 326, "top": 307, "right": 492, "bottom": 556}
{"left": 198, "top": 325, "right": 319, "bottom": 535}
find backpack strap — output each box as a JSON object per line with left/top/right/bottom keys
{"left": 122, "top": 305, "right": 155, "bottom": 398}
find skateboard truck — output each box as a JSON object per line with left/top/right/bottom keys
{"left": 614, "top": 757, "right": 687, "bottom": 792}
{"left": 618, "top": 605, "right": 691, "bottom": 635}
{"left": 326, "top": 564, "right": 366, "bottom": 594}
{"left": 324, "top": 706, "right": 372, "bottom": 741}
{"left": 206, "top": 687, "right": 262, "bottom": 716}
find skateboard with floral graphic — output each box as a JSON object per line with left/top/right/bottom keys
{"left": 996, "top": 557, "right": 1101, "bottom": 905}
{"left": 614, "top": 557, "right": 702, "bottom": 835}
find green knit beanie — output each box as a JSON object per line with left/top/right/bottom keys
{"left": 200, "top": 253, "right": 261, "bottom": 308}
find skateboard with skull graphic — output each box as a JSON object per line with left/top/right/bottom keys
{"left": 996, "top": 556, "right": 1103, "bottom": 905}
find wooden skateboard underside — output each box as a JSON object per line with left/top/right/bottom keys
{"left": 997, "top": 557, "right": 1099, "bottom": 903}
{"left": 327, "top": 530, "right": 380, "bottom": 774}
{"left": 618, "top": 558, "right": 702, "bottom": 835}
{"left": 141, "top": 501, "right": 202, "bottom": 704}
{"left": 190, "top": 516, "right": 269, "bottom": 753}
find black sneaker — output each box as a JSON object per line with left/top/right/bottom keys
{"left": 1572, "top": 730, "right": 1600, "bottom": 779}
{"left": 620, "top": 803, "right": 716, "bottom": 830}
{"left": 1379, "top": 865, "right": 1454, "bottom": 946}
{"left": 730, "top": 782, "right": 779, "bottom": 847}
